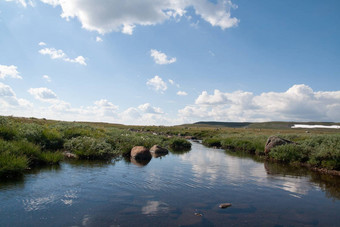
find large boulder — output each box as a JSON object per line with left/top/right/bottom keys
{"left": 131, "top": 146, "right": 151, "bottom": 160}
{"left": 265, "top": 136, "right": 293, "bottom": 154}
{"left": 150, "top": 145, "right": 168, "bottom": 155}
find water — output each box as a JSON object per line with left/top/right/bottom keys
{"left": 1, "top": 141, "right": 340, "bottom": 226}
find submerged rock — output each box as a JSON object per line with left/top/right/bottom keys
{"left": 219, "top": 203, "right": 232, "bottom": 209}
{"left": 194, "top": 212, "right": 203, "bottom": 217}
{"left": 265, "top": 136, "right": 293, "bottom": 154}
{"left": 130, "top": 146, "right": 151, "bottom": 160}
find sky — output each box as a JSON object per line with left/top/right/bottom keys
{"left": 0, "top": 0, "right": 340, "bottom": 125}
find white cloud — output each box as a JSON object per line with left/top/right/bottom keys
{"left": 28, "top": 87, "right": 58, "bottom": 102}
{"left": 0, "top": 65, "right": 22, "bottom": 79}
{"left": 37, "top": 0, "right": 239, "bottom": 35}
{"left": 120, "top": 104, "right": 175, "bottom": 126}
{"left": 168, "top": 79, "right": 180, "bottom": 88}
{"left": 5, "top": 0, "right": 33, "bottom": 7}
{"left": 191, "top": 0, "right": 239, "bottom": 30}
{"left": 150, "top": 49, "right": 176, "bottom": 65}
{"left": 195, "top": 89, "right": 231, "bottom": 105}
{"left": 138, "top": 103, "right": 164, "bottom": 114}
{"left": 146, "top": 75, "right": 167, "bottom": 93}
{"left": 179, "top": 84, "right": 340, "bottom": 122}
{"left": 177, "top": 91, "right": 188, "bottom": 96}
{"left": 0, "top": 82, "right": 32, "bottom": 111}
{"left": 0, "top": 82, "right": 178, "bottom": 125}
{"left": 122, "top": 24, "right": 135, "bottom": 35}
{"left": 38, "top": 41, "right": 47, "bottom": 46}
{"left": 42, "top": 75, "right": 51, "bottom": 82}
{"left": 95, "top": 36, "right": 103, "bottom": 42}
{"left": 39, "top": 47, "right": 87, "bottom": 65}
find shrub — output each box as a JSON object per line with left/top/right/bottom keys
{"left": 0, "top": 153, "right": 28, "bottom": 178}
{"left": 168, "top": 138, "right": 191, "bottom": 151}
{"left": 203, "top": 138, "right": 222, "bottom": 147}
{"left": 40, "top": 128, "right": 64, "bottom": 150}
{"left": 40, "top": 152, "right": 63, "bottom": 164}
{"left": 17, "top": 123, "right": 43, "bottom": 144}
{"left": 269, "top": 144, "right": 308, "bottom": 163}
{"left": 64, "top": 136, "right": 116, "bottom": 160}
{"left": 221, "top": 137, "right": 265, "bottom": 155}
{"left": 0, "top": 126, "right": 18, "bottom": 140}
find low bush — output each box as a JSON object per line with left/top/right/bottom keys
{"left": 221, "top": 137, "right": 265, "bottom": 155}
{"left": 168, "top": 138, "right": 191, "bottom": 151}
{"left": 0, "top": 152, "right": 28, "bottom": 178}
{"left": 64, "top": 136, "right": 116, "bottom": 160}
{"left": 269, "top": 144, "right": 308, "bottom": 163}
{"left": 203, "top": 138, "right": 222, "bottom": 147}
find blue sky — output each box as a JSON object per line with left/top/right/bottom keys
{"left": 1, "top": 0, "right": 339, "bottom": 125}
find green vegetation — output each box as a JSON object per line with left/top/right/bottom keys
{"left": 269, "top": 135, "right": 340, "bottom": 170}
{"left": 1, "top": 115, "right": 339, "bottom": 178}
{"left": 201, "top": 132, "right": 340, "bottom": 171}
{"left": 0, "top": 116, "right": 193, "bottom": 178}
{"left": 167, "top": 138, "right": 191, "bottom": 151}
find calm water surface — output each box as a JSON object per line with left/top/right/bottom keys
{"left": 1, "top": 141, "right": 340, "bottom": 226}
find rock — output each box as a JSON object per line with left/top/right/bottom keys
{"left": 130, "top": 146, "right": 151, "bottom": 160}
{"left": 219, "top": 203, "right": 232, "bottom": 209}
{"left": 264, "top": 136, "right": 293, "bottom": 154}
{"left": 194, "top": 212, "right": 203, "bottom": 217}
{"left": 151, "top": 152, "right": 167, "bottom": 158}
{"left": 150, "top": 145, "right": 168, "bottom": 155}
{"left": 63, "top": 151, "right": 77, "bottom": 159}
{"left": 130, "top": 157, "right": 151, "bottom": 167}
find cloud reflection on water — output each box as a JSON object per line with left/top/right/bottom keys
{"left": 178, "top": 142, "right": 314, "bottom": 196}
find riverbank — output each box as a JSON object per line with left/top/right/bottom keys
{"left": 202, "top": 134, "right": 340, "bottom": 176}
{"left": 0, "top": 116, "right": 190, "bottom": 178}
{"left": 1, "top": 115, "right": 339, "bottom": 178}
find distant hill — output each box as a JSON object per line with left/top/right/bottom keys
{"left": 193, "top": 121, "right": 251, "bottom": 128}
{"left": 192, "top": 121, "right": 340, "bottom": 129}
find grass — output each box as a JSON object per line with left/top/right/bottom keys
{"left": 0, "top": 115, "right": 339, "bottom": 179}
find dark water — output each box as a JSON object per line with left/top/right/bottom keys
{"left": 1, "top": 142, "right": 340, "bottom": 226}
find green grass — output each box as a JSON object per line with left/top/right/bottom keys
{"left": 167, "top": 138, "right": 191, "bottom": 151}
{"left": 0, "top": 153, "right": 28, "bottom": 178}
{"left": 0, "top": 115, "right": 339, "bottom": 179}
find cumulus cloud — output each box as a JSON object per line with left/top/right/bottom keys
{"left": 0, "top": 82, "right": 32, "bottom": 111}
{"left": 150, "top": 49, "right": 176, "bottom": 65}
{"left": 33, "top": 0, "right": 239, "bottom": 35}
{"left": 179, "top": 84, "right": 340, "bottom": 122}
{"left": 120, "top": 103, "right": 176, "bottom": 125}
{"left": 28, "top": 87, "right": 58, "bottom": 102}
{"left": 39, "top": 47, "right": 86, "bottom": 65}
{"left": 42, "top": 75, "right": 51, "bottom": 82}
{"left": 146, "top": 75, "right": 167, "bottom": 93}
{"left": 0, "top": 65, "right": 22, "bottom": 79}
{"left": 138, "top": 103, "right": 164, "bottom": 114}
{"left": 95, "top": 36, "right": 103, "bottom": 42}
{"left": 0, "top": 82, "right": 178, "bottom": 125}
{"left": 38, "top": 41, "right": 47, "bottom": 46}
{"left": 177, "top": 91, "right": 188, "bottom": 96}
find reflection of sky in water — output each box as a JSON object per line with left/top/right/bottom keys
{"left": 0, "top": 141, "right": 339, "bottom": 226}
{"left": 179, "top": 142, "right": 313, "bottom": 196}
{"left": 23, "top": 189, "right": 79, "bottom": 211}
{"left": 141, "top": 201, "right": 169, "bottom": 216}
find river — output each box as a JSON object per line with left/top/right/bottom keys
{"left": 1, "top": 141, "right": 340, "bottom": 226}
